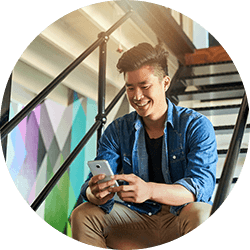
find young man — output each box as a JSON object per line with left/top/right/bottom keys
{"left": 70, "top": 43, "right": 218, "bottom": 249}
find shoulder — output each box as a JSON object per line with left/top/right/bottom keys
{"left": 173, "top": 103, "right": 202, "bottom": 120}
{"left": 114, "top": 111, "right": 137, "bottom": 123}
{"left": 113, "top": 111, "right": 137, "bottom": 128}
{"left": 105, "top": 111, "right": 137, "bottom": 132}
{"left": 171, "top": 102, "right": 213, "bottom": 133}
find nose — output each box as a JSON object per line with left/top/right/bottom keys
{"left": 133, "top": 87, "right": 144, "bottom": 101}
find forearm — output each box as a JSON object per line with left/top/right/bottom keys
{"left": 148, "top": 182, "right": 195, "bottom": 206}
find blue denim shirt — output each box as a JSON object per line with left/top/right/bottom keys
{"left": 80, "top": 99, "right": 218, "bottom": 216}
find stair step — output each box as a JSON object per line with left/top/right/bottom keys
{"left": 194, "top": 104, "right": 240, "bottom": 116}
{"left": 214, "top": 124, "right": 250, "bottom": 135}
{"left": 186, "top": 61, "right": 237, "bottom": 75}
{"left": 183, "top": 72, "right": 241, "bottom": 86}
{"left": 217, "top": 148, "right": 248, "bottom": 155}
{"left": 216, "top": 177, "right": 238, "bottom": 184}
{"left": 178, "top": 88, "right": 244, "bottom": 102}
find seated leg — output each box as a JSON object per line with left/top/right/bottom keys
{"left": 70, "top": 202, "right": 107, "bottom": 248}
{"left": 178, "top": 202, "right": 212, "bottom": 236}
{"left": 70, "top": 202, "right": 160, "bottom": 249}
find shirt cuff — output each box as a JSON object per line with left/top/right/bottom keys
{"left": 80, "top": 180, "right": 90, "bottom": 201}
{"left": 174, "top": 177, "right": 202, "bottom": 201}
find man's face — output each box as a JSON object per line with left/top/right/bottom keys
{"left": 125, "top": 65, "right": 170, "bottom": 121}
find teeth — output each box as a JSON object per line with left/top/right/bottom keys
{"left": 137, "top": 103, "right": 147, "bottom": 107}
{"left": 133, "top": 100, "right": 150, "bottom": 108}
{"left": 135, "top": 102, "right": 148, "bottom": 107}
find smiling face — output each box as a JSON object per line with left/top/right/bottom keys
{"left": 125, "top": 65, "right": 170, "bottom": 122}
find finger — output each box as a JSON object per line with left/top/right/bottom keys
{"left": 91, "top": 181, "right": 114, "bottom": 196}
{"left": 109, "top": 184, "right": 134, "bottom": 193}
{"left": 90, "top": 174, "right": 106, "bottom": 185}
{"left": 118, "top": 191, "right": 135, "bottom": 202}
{"left": 97, "top": 179, "right": 117, "bottom": 190}
{"left": 92, "top": 174, "right": 105, "bottom": 183}
{"left": 97, "top": 188, "right": 115, "bottom": 200}
{"left": 99, "top": 192, "right": 115, "bottom": 205}
{"left": 96, "top": 190, "right": 109, "bottom": 199}
{"left": 111, "top": 174, "right": 136, "bottom": 183}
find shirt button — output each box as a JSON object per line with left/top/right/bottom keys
{"left": 128, "top": 204, "right": 131, "bottom": 207}
{"left": 173, "top": 155, "right": 176, "bottom": 160}
{"left": 148, "top": 212, "right": 152, "bottom": 216}
{"left": 153, "top": 203, "right": 156, "bottom": 205}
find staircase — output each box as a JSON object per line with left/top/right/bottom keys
{"left": 167, "top": 45, "right": 249, "bottom": 200}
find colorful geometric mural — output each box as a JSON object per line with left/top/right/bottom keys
{"left": 5, "top": 92, "right": 97, "bottom": 236}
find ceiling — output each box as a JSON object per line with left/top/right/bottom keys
{"left": 12, "top": 1, "right": 181, "bottom": 107}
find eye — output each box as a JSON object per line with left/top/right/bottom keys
{"left": 127, "top": 87, "right": 134, "bottom": 91}
{"left": 142, "top": 85, "right": 150, "bottom": 90}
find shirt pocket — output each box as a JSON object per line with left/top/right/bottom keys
{"left": 122, "top": 154, "right": 133, "bottom": 174}
{"left": 169, "top": 150, "right": 186, "bottom": 183}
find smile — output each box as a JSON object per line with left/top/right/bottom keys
{"left": 134, "top": 100, "right": 150, "bottom": 107}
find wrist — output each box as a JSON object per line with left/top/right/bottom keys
{"left": 86, "top": 186, "right": 92, "bottom": 201}
{"left": 147, "top": 182, "right": 155, "bottom": 200}
{"left": 86, "top": 186, "right": 98, "bottom": 204}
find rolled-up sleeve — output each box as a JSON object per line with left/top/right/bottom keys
{"left": 174, "top": 115, "right": 218, "bottom": 204}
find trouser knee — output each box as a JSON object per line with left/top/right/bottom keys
{"left": 70, "top": 202, "right": 107, "bottom": 248}
{"left": 178, "top": 202, "right": 212, "bottom": 235}
{"left": 70, "top": 202, "right": 105, "bottom": 226}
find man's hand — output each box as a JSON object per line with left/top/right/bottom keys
{"left": 109, "top": 174, "right": 152, "bottom": 203}
{"left": 86, "top": 174, "right": 116, "bottom": 205}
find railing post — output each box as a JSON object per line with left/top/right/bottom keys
{"left": 96, "top": 33, "right": 108, "bottom": 149}
{"left": 211, "top": 93, "right": 249, "bottom": 215}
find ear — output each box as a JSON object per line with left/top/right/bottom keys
{"left": 163, "top": 76, "right": 171, "bottom": 91}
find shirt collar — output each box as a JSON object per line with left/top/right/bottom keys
{"left": 133, "top": 98, "right": 175, "bottom": 130}
{"left": 134, "top": 113, "right": 143, "bottom": 131}
{"left": 165, "top": 98, "right": 174, "bottom": 129}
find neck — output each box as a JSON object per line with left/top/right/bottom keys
{"left": 143, "top": 107, "right": 168, "bottom": 138}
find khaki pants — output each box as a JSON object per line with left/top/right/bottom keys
{"left": 70, "top": 202, "right": 211, "bottom": 249}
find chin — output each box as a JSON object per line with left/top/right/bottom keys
{"left": 136, "top": 110, "right": 151, "bottom": 118}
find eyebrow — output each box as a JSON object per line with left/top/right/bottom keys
{"left": 125, "top": 81, "right": 147, "bottom": 87}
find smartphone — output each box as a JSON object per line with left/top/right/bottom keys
{"left": 87, "top": 160, "right": 119, "bottom": 187}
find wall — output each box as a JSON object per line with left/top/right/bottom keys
{"left": 170, "top": 9, "right": 193, "bottom": 42}
{"left": 5, "top": 91, "right": 97, "bottom": 236}
{"left": 193, "top": 21, "right": 209, "bottom": 49}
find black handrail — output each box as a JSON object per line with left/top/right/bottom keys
{"left": 31, "top": 86, "right": 126, "bottom": 211}
{"left": 211, "top": 93, "right": 249, "bottom": 215}
{"left": 0, "top": 9, "right": 133, "bottom": 140}
{"left": 0, "top": 10, "right": 133, "bottom": 211}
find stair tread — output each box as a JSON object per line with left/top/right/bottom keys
{"left": 217, "top": 148, "right": 248, "bottom": 154}
{"left": 186, "top": 60, "right": 233, "bottom": 67}
{"left": 214, "top": 124, "right": 250, "bottom": 130}
{"left": 182, "top": 71, "right": 239, "bottom": 80}
{"left": 185, "top": 61, "right": 237, "bottom": 76}
{"left": 194, "top": 104, "right": 241, "bottom": 111}
{"left": 178, "top": 86, "right": 244, "bottom": 95}
{"left": 216, "top": 177, "right": 238, "bottom": 184}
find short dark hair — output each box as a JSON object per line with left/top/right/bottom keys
{"left": 116, "top": 43, "right": 169, "bottom": 80}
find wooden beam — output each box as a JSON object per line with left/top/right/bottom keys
{"left": 185, "top": 45, "right": 232, "bottom": 66}
{"left": 116, "top": 1, "right": 195, "bottom": 65}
